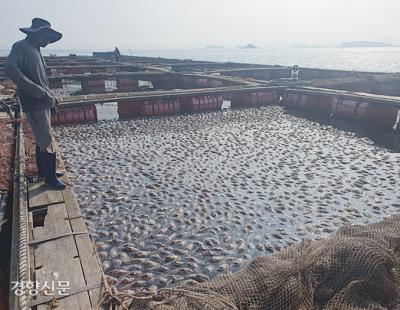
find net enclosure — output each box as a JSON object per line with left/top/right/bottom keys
{"left": 129, "top": 214, "right": 400, "bottom": 310}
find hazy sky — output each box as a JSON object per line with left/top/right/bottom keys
{"left": 1, "top": 0, "right": 399, "bottom": 50}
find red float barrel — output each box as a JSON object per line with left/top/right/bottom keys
{"left": 51, "top": 105, "right": 97, "bottom": 125}
{"left": 181, "top": 97, "right": 200, "bottom": 112}
{"left": 117, "top": 100, "right": 153, "bottom": 118}
{"left": 117, "top": 78, "right": 138, "bottom": 92}
{"left": 356, "top": 101, "right": 400, "bottom": 130}
{"left": 298, "top": 94, "right": 334, "bottom": 116}
{"left": 333, "top": 98, "right": 358, "bottom": 119}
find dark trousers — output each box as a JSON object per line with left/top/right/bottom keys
{"left": 24, "top": 108, "right": 53, "bottom": 153}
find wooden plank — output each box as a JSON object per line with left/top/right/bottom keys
{"left": 48, "top": 71, "right": 167, "bottom": 81}
{"left": 51, "top": 141, "right": 82, "bottom": 220}
{"left": 52, "top": 140, "right": 106, "bottom": 308}
{"left": 57, "top": 85, "right": 286, "bottom": 107}
{"left": 70, "top": 218, "right": 104, "bottom": 308}
{"left": 31, "top": 203, "right": 92, "bottom": 309}
{"left": 28, "top": 181, "right": 64, "bottom": 209}
{"left": 61, "top": 189, "right": 81, "bottom": 220}
{"left": 59, "top": 158, "right": 105, "bottom": 307}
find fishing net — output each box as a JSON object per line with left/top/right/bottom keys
{"left": 129, "top": 214, "right": 400, "bottom": 310}
{"left": 0, "top": 120, "right": 14, "bottom": 191}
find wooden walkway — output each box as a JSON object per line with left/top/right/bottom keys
{"left": 48, "top": 71, "right": 172, "bottom": 82}
{"left": 10, "top": 124, "right": 107, "bottom": 310}
{"left": 285, "top": 86, "right": 400, "bottom": 107}
{"left": 58, "top": 85, "right": 286, "bottom": 108}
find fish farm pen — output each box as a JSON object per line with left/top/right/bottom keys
{"left": 0, "top": 54, "right": 399, "bottom": 310}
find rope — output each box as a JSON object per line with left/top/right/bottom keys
{"left": 97, "top": 288, "right": 134, "bottom": 310}
{"left": 17, "top": 122, "right": 30, "bottom": 310}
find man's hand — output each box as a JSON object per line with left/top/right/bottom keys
{"left": 51, "top": 97, "right": 60, "bottom": 113}
{"left": 51, "top": 105, "right": 59, "bottom": 114}
{"left": 42, "top": 90, "right": 57, "bottom": 106}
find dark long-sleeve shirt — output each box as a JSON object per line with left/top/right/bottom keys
{"left": 5, "top": 39, "right": 55, "bottom": 111}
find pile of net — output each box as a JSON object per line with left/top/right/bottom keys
{"left": 0, "top": 119, "right": 14, "bottom": 191}
{"left": 129, "top": 214, "right": 400, "bottom": 310}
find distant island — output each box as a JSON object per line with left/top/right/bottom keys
{"left": 341, "top": 41, "right": 396, "bottom": 48}
{"left": 293, "top": 44, "right": 326, "bottom": 48}
{"left": 205, "top": 45, "right": 224, "bottom": 49}
{"left": 240, "top": 43, "right": 259, "bottom": 49}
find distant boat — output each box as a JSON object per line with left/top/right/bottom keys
{"left": 241, "top": 44, "right": 259, "bottom": 49}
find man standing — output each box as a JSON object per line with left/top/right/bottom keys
{"left": 5, "top": 18, "right": 66, "bottom": 190}
{"left": 114, "top": 46, "right": 121, "bottom": 62}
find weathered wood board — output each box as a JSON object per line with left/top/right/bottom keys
{"left": 27, "top": 182, "right": 64, "bottom": 209}
{"left": 25, "top": 142, "right": 106, "bottom": 309}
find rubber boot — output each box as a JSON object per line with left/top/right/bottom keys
{"left": 36, "top": 146, "right": 64, "bottom": 178}
{"left": 35, "top": 146, "right": 44, "bottom": 177}
{"left": 40, "top": 152, "right": 66, "bottom": 190}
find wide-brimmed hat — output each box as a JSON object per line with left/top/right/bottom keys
{"left": 19, "top": 18, "right": 62, "bottom": 43}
